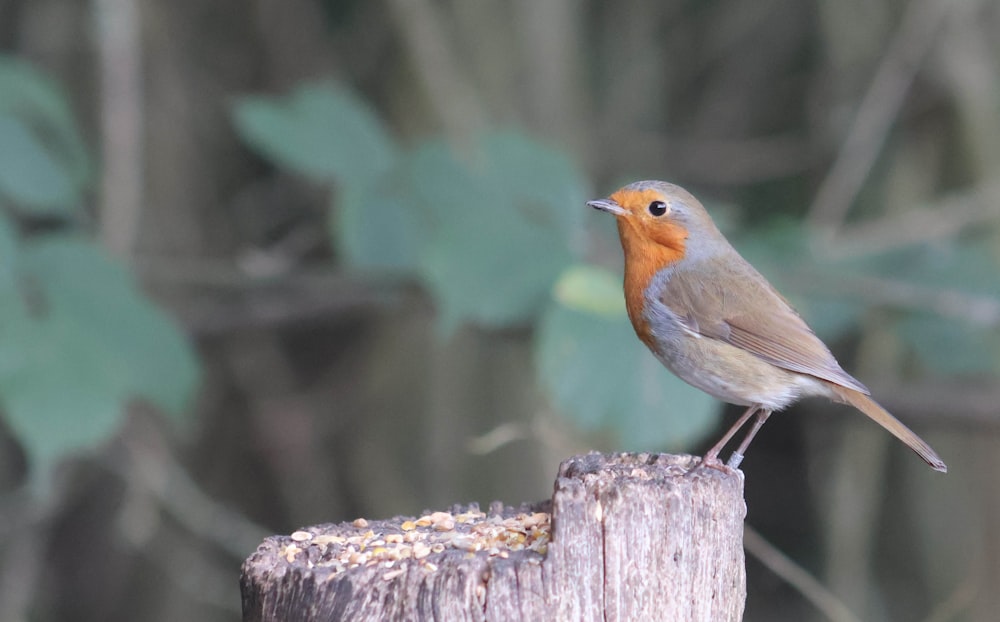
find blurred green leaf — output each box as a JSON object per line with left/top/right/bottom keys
{"left": 421, "top": 201, "right": 568, "bottom": 329}
{"left": 731, "top": 219, "right": 805, "bottom": 271}
{"left": 485, "top": 132, "right": 587, "bottom": 235}
{"left": 23, "top": 238, "right": 200, "bottom": 415}
{"left": 0, "top": 298, "right": 129, "bottom": 486}
{"left": 553, "top": 264, "right": 625, "bottom": 317}
{"left": 233, "top": 82, "right": 415, "bottom": 272}
{"left": 0, "top": 57, "right": 93, "bottom": 212}
{"left": 0, "top": 58, "right": 87, "bottom": 147}
{"left": 409, "top": 133, "right": 583, "bottom": 329}
{"left": 0, "top": 115, "right": 77, "bottom": 212}
{"left": 332, "top": 178, "right": 423, "bottom": 273}
{"left": 889, "top": 238, "right": 1000, "bottom": 296}
{"left": 232, "top": 82, "right": 396, "bottom": 185}
{"left": 897, "top": 314, "right": 999, "bottom": 376}
{"left": 536, "top": 300, "right": 719, "bottom": 451}
{"left": 0, "top": 236, "right": 200, "bottom": 484}
{"left": 798, "top": 298, "right": 864, "bottom": 342}
{"left": 233, "top": 82, "right": 589, "bottom": 328}
{"left": 406, "top": 139, "right": 484, "bottom": 220}
{"left": 0, "top": 59, "right": 197, "bottom": 485}
{"left": 0, "top": 209, "right": 17, "bottom": 287}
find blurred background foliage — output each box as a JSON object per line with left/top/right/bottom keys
{"left": 0, "top": 57, "right": 198, "bottom": 486}
{"left": 0, "top": 0, "right": 997, "bottom": 621}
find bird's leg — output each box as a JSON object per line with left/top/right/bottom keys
{"left": 726, "top": 409, "right": 772, "bottom": 469}
{"left": 701, "top": 405, "right": 759, "bottom": 468}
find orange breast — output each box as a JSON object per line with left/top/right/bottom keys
{"left": 619, "top": 228, "right": 685, "bottom": 350}
{"left": 608, "top": 188, "right": 688, "bottom": 350}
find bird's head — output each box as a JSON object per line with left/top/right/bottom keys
{"left": 588, "top": 180, "right": 722, "bottom": 264}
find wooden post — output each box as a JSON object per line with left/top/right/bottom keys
{"left": 241, "top": 453, "right": 746, "bottom": 621}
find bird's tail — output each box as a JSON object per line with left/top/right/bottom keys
{"left": 828, "top": 384, "right": 947, "bottom": 473}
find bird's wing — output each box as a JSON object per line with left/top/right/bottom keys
{"left": 660, "top": 258, "right": 870, "bottom": 395}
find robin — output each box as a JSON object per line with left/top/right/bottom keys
{"left": 588, "top": 180, "right": 946, "bottom": 472}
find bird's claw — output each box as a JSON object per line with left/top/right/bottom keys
{"left": 696, "top": 453, "right": 736, "bottom": 474}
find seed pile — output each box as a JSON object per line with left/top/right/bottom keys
{"left": 278, "top": 509, "right": 550, "bottom": 580}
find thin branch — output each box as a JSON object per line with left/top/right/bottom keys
{"left": 466, "top": 412, "right": 582, "bottom": 458}
{"left": 466, "top": 421, "right": 529, "bottom": 455}
{"left": 932, "top": 0, "right": 1000, "bottom": 180}
{"left": 93, "top": 0, "right": 144, "bottom": 258}
{"left": 105, "top": 429, "right": 271, "bottom": 561}
{"left": 614, "top": 131, "right": 815, "bottom": 185}
{"left": 920, "top": 567, "right": 979, "bottom": 622}
{"left": 511, "top": 0, "right": 589, "bottom": 154}
{"left": 822, "top": 325, "right": 896, "bottom": 618}
{"left": 133, "top": 259, "right": 410, "bottom": 335}
{"left": 132, "top": 534, "right": 243, "bottom": 614}
{"left": 816, "top": 181, "right": 1000, "bottom": 258}
{"left": 808, "top": 0, "right": 957, "bottom": 231}
{"left": 386, "top": 0, "right": 485, "bottom": 141}
{"left": 0, "top": 504, "right": 45, "bottom": 622}
{"left": 744, "top": 525, "right": 863, "bottom": 622}
{"left": 785, "top": 270, "right": 1000, "bottom": 328}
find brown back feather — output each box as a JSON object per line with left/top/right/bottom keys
{"left": 661, "top": 255, "right": 870, "bottom": 395}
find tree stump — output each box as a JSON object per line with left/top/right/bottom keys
{"left": 241, "top": 452, "right": 746, "bottom": 621}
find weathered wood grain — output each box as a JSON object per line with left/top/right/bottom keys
{"left": 241, "top": 452, "right": 746, "bottom": 621}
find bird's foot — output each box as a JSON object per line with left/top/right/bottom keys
{"left": 696, "top": 451, "right": 735, "bottom": 474}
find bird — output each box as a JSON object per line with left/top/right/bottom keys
{"left": 587, "top": 180, "right": 947, "bottom": 472}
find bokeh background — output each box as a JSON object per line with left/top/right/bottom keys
{"left": 0, "top": 1, "right": 998, "bottom": 620}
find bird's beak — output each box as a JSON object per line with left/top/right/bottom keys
{"left": 587, "top": 198, "right": 626, "bottom": 216}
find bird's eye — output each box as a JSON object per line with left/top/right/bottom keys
{"left": 648, "top": 201, "right": 668, "bottom": 217}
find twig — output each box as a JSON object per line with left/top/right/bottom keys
{"left": 510, "top": 0, "right": 590, "bottom": 155}
{"left": 783, "top": 270, "right": 1000, "bottom": 328}
{"left": 385, "top": 0, "right": 485, "bottom": 141}
{"left": 816, "top": 181, "right": 1000, "bottom": 259}
{"left": 744, "top": 525, "right": 863, "bottom": 622}
{"left": 808, "top": 0, "right": 957, "bottom": 231}
{"left": 106, "top": 429, "right": 271, "bottom": 560}
{"left": 932, "top": 0, "right": 1000, "bottom": 179}
{"left": 0, "top": 491, "right": 44, "bottom": 540}
{"left": 93, "top": 0, "right": 144, "bottom": 258}
{"left": 466, "top": 421, "right": 529, "bottom": 455}
{"left": 466, "top": 413, "right": 582, "bottom": 457}
{"left": 920, "top": 568, "right": 979, "bottom": 622}
{"left": 132, "top": 259, "right": 409, "bottom": 335}
{"left": 822, "top": 327, "right": 896, "bottom": 619}
{"left": 618, "top": 132, "right": 815, "bottom": 185}
{"left": 0, "top": 502, "right": 45, "bottom": 622}
{"left": 132, "top": 534, "right": 243, "bottom": 614}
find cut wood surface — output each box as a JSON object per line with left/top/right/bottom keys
{"left": 241, "top": 452, "right": 746, "bottom": 621}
